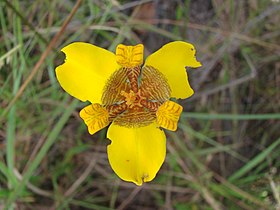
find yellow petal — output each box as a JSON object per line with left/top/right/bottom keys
{"left": 115, "top": 44, "right": 144, "bottom": 67}
{"left": 55, "top": 42, "right": 119, "bottom": 103}
{"left": 156, "top": 101, "right": 183, "bottom": 131}
{"left": 107, "top": 122, "right": 166, "bottom": 185}
{"left": 79, "top": 104, "right": 109, "bottom": 135}
{"left": 145, "top": 41, "right": 201, "bottom": 99}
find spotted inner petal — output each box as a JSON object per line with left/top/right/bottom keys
{"left": 156, "top": 101, "right": 183, "bottom": 131}
{"left": 79, "top": 104, "right": 109, "bottom": 134}
{"left": 116, "top": 44, "right": 144, "bottom": 68}
{"left": 140, "top": 66, "right": 171, "bottom": 103}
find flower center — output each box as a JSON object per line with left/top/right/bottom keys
{"left": 120, "top": 89, "right": 145, "bottom": 108}
{"left": 102, "top": 65, "right": 171, "bottom": 127}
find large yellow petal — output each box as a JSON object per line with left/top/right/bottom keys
{"left": 107, "top": 122, "right": 166, "bottom": 185}
{"left": 144, "top": 41, "right": 201, "bottom": 99}
{"left": 55, "top": 42, "right": 119, "bottom": 104}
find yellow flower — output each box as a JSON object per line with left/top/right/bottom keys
{"left": 55, "top": 41, "right": 201, "bottom": 185}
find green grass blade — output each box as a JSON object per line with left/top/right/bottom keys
{"left": 228, "top": 137, "right": 280, "bottom": 181}
{"left": 6, "top": 105, "right": 19, "bottom": 189}
{"left": 5, "top": 100, "right": 79, "bottom": 208}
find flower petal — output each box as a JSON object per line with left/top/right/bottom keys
{"left": 144, "top": 41, "right": 201, "bottom": 99}
{"left": 107, "top": 122, "right": 166, "bottom": 185}
{"left": 79, "top": 104, "right": 109, "bottom": 135}
{"left": 55, "top": 42, "right": 119, "bottom": 103}
{"left": 156, "top": 100, "right": 183, "bottom": 131}
{"left": 116, "top": 44, "right": 144, "bottom": 67}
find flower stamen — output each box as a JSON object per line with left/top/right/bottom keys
{"left": 121, "top": 90, "right": 140, "bottom": 108}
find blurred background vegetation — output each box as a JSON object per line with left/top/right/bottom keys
{"left": 0, "top": 0, "right": 280, "bottom": 209}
